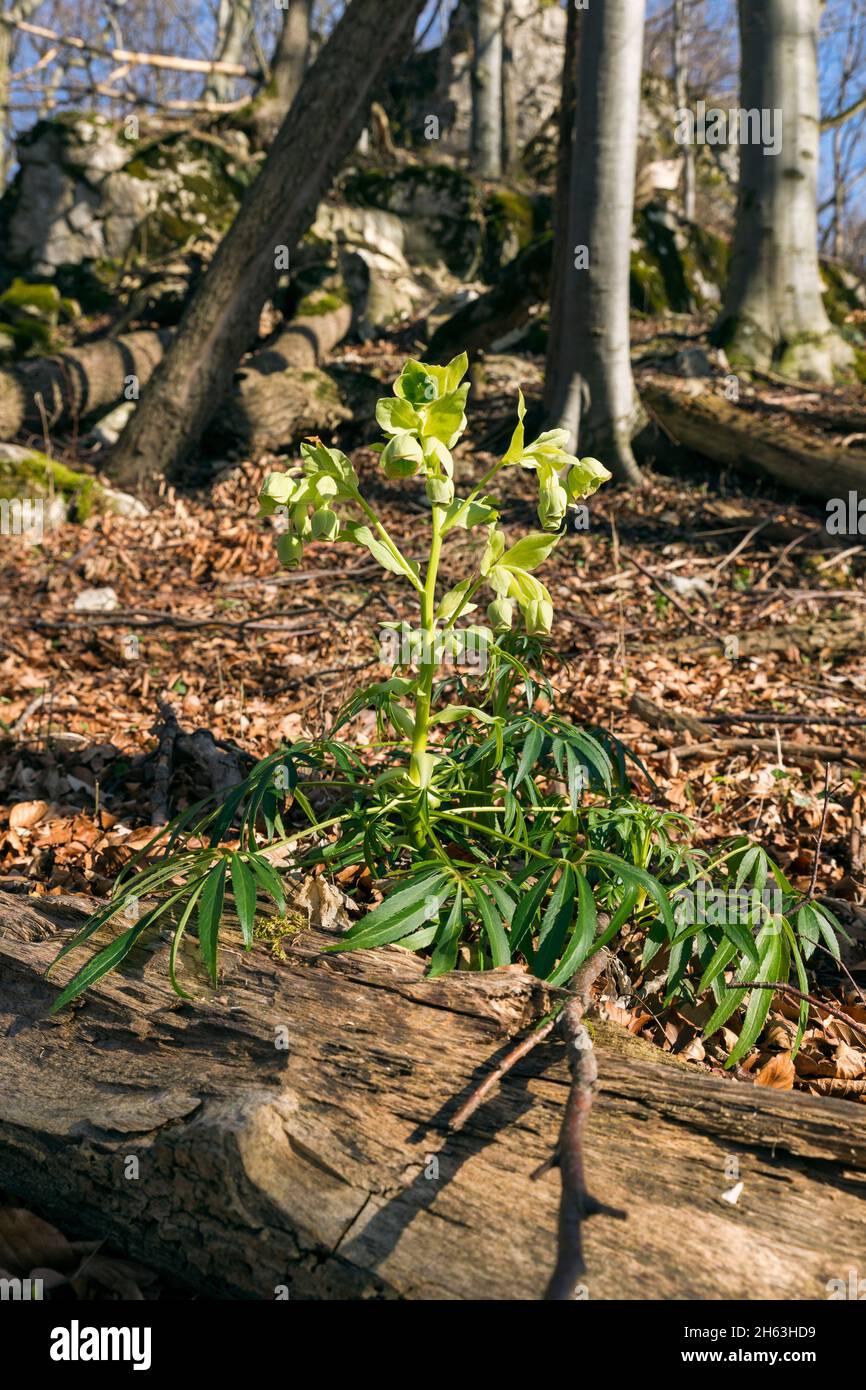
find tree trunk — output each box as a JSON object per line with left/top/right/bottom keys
{"left": 105, "top": 0, "right": 425, "bottom": 493}
{"left": 471, "top": 0, "right": 504, "bottom": 178}
{"left": 542, "top": 0, "right": 579, "bottom": 422}
{"left": 499, "top": 0, "right": 517, "bottom": 174}
{"left": 544, "top": 0, "right": 646, "bottom": 484}
{"left": 271, "top": 0, "right": 313, "bottom": 109}
{"left": 0, "top": 19, "right": 11, "bottom": 191}
{"left": 672, "top": 0, "right": 696, "bottom": 220}
{"left": 713, "top": 0, "right": 852, "bottom": 382}
{"left": 203, "top": 0, "right": 254, "bottom": 102}
{"left": 1, "top": 889, "right": 863, "bottom": 1300}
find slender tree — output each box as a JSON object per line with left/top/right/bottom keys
{"left": 251, "top": 0, "right": 314, "bottom": 143}
{"left": 544, "top": 0, "right": 646, "bottom": 484}
{"left": 203, "top": 0, "right": 254, "bottom": 102}
{"left": 672, "top": 0, "right": 696, "bottom": 220}
{"left": 471, "top": 0, "right": 504, "bottom": 177}
{"left": 0, "top": 0, "right": 45, "bottom": 187}
{"left": 714, "top": 0, "right": 852, "bottom": 381}
{"left": 107, "top": 0, "right": 425, "bottom": 490}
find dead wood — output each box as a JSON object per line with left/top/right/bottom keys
{"left": 0, "top": 890, "right": 864, "bottom": 1301}
{"left": 642, "top": 379, "right": 866, "bottom": 502}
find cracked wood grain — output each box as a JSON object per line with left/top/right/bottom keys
{"left": 0, "top": 890, "right": 864, "bottom": 1300}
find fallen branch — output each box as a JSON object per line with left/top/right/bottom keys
{"left": 13, "top": 19, "right": 259, "bottom": 78}
{"left": 731, "top": 980, "right": 866, "bottom": 1046}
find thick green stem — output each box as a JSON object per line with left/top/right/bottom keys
{"left": 408, "top": 506, "right": 444, "bottom": 824}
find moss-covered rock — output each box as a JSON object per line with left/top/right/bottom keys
{"left": 630, "top": 204, "right": 730, "bottom": 315}
{"left": 481, "top": 188, "right": 547, "bottom": 280}
{"left": 340, "top": 163, "right": 485, "bottom": 278}
{"left": 0, "top": 444, "right": 147, "bottom": 525}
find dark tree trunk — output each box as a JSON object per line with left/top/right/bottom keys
{"left": 106, "top": 0, "right": 425, "bottom": 492}
{"left": 543, "top": 0, "right": 646, "bottom": 484}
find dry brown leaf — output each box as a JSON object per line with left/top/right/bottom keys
{"left": 832, "top": 1042, "right": 866, "bottom": 1080}
{"left": 754, "top": 1051, "right": 795, "bottom": 1089}
{"left": 8, "top": 800, "right": 48, "bottom": 831}
{"left": 0, "top": 1208, "right": 77, "bottom": 1276}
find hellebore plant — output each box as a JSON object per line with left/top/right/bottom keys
{"left": 49, "top": 354, "right": 844, "bottom": 1070}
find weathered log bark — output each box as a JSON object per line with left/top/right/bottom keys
{"left": 0, "top": 302, "right": 351, "bottom": 451}
{"left": 0, "top": 330, "right": 169, "bottom": 440}
{"left": 217, "top": 301, "right": 353, "bottom": 453}
{"left": 642, "top": 379, "right": 866, "bottom": 501}
{"left": 106, "top": 0, "right": 425, "bottom": 491}
{"left": 1, "top": 889, "right": 864, "bottom": 1300}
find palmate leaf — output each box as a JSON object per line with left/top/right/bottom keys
{"left": 534, "top": 864, "right": 576, "bottom": 978}
{"left": 546, "top": 871, "right": 597, "bottom": 987}
{"left": 328, "top": 868, "right": 452, "bottom": 953}
{"left": 230, "top": 853, "right": 258, "bottom": 948}
{"left": 471, "top": 883, "right": 511, "bottom": 967}
{"left": 428, "top": 888, "right": 464, "bottom": 977}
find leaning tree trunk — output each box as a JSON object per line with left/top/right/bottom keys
{"left": 713, "top": 0, "right": 852, "bottom": 382}
{"left": 2, "top": 890, "right": 864, "bottom": 1300}
{"left": 471, "top": 0, "right": 504, "bottom": 178}
{"left": 106, "top": 0, "right": 424, "bottom": 492}
{"left": 544, "top": 0, "right": 646, "bottom": 483}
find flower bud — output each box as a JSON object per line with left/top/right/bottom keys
{"left": 523, "top": 598, "right": 553, "bottom": 636}
{"left": 259, "top": 472, "right": 296, "bottom": 515}
{"left": 311, "top": 508, "right": 339, "bottom": 541}
{"left": 277, "top": 533, "right": 304, "bottom": 568}
{"left": 487, "top": 597, "right": 514, "bottom": 632}
{"left": 566, "top": 456, "right": 612, "bottom": 501}
{"left": 381, "top": 432, "right": 423, "bottom": 478}
{"left": 426, "top": 475, "right": 454, "bottom": 506}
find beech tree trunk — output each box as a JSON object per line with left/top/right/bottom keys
{"left": 544, "top": 0, "right": 646, "bottom": 483}
{"left": 1, "top": 890, "right": 863, "bottom": 1300}
{"left": 713, "top": 0, "right": 852, "bottom": 382}
{"left": 542, "top": 0, "right": 579, "bottom": 422}
{"left": 203, "top": 0, "right": 254, "bottom": 102}
{"left": 672, "top": 0, "right": 696, "bottom": 220}
{"left": 106, "top": 0, "right": 425, "bottom": 492}
{"left": 471, "top": 0, "right": 504, "bottom": 178}
{"left": 271, "top": 0, "right": 313, "bottom": 109}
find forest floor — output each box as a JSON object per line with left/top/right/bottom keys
{"left": 2, "top": 335, "right": 866, "bottom": 1108}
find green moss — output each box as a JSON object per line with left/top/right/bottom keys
{"left": 296, "top": 288, "right": 350, "bottom": 317}
{"left": 482, "top": 188, "right": 538, "bottom": 280}
{"left": 631, "top": 205, "right": 730, "bottom": 315}
{"left": 0, "top": 447, "right": 103, "bottom": 519}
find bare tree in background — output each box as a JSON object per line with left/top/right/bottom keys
{"left": 714, "top": 0, "right": 852, "bottom": 381}
{"left": 107, "top": 0, "right": 426, "bottom": 490}
{"left": 672, "top": 0, "right": 696, "bottom": 220}
{"left": 252, "top": 0, "right": 314, "bottom": 141}
{"left": 203, "top": 0, "right": 253, "bottom": 102}
{"left": 544, "top": 0, "right": 646, "bottom": 484}
{"left": 0, "top": 0, "right": 46, "bottom": 185}
{"left": 471, "top": 0, "right": 503, "bottom": 177}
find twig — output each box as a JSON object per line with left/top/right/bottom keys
{"left": 535, "top": 993, "right": 626, "bottom": 1300}
{"left": 806, "top": 764, "right": 832, "bottom": 904}
{"left": 730, "top": 980, "right": 866, "bottom": 1045}
{"left": 448, "top": 1011, "right": 561, "bottom": 1132}
{"left": 626, "top": 554, "right": 724, "bottom": 646}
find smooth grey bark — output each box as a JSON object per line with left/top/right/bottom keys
{"left": 270, "top": 0, "right": 314, "bottom": 109}
{"left": 471, "top": 0, "right": 504, "bottom": 177}
{"left": 0, "top": 0, "right": 44, "bottom": 188}
{"left": 107, "top": 0, "right": 425, "bottom": 490}
{"left": 672, "top": 0, "right": 696, "bottom": 220}
{"left": 203, "top": 0, "right": 254, "bottom": 102}
{"left": 500, "top": 0, "right": 517, "bottom": 174}
{"left": 544, "top": 0, "right": 646, "bottom": 484}
{"left": 714, "top": 0, "right": 852, "bottom": 382}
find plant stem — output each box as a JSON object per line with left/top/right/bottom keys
{"left": 409, "top": 504, "right": 444, "bottom": 808}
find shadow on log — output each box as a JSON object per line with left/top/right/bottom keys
{"left": 0, "top": 890, "right": 863, "bottom": 1300}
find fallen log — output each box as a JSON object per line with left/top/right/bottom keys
{"left": 0, "top": 330, "right": 170, "bottom": 440}
{"left": 0, "top": 301, "right": 353, "bottom": 454}
{"left": 642, "top": 378, "right": 866, "bottom": 502}
{"left": 1, "top": 890, "right": 864, "bottom": 1300}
